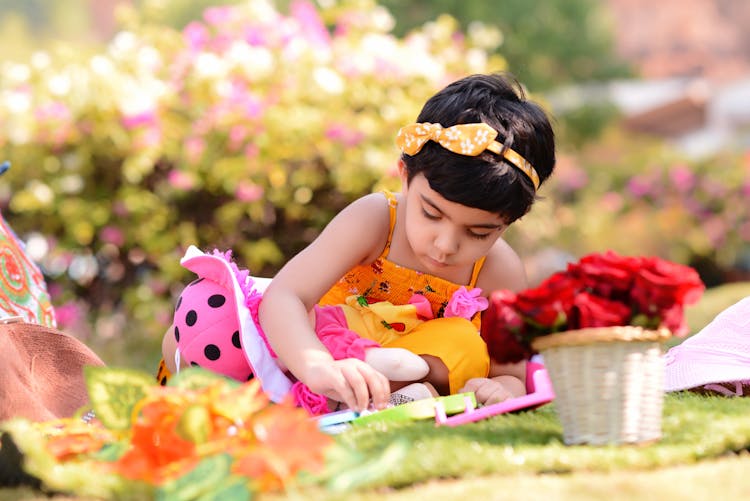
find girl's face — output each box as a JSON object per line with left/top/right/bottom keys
{"left": 400, "top": 171, "right": 507, "bottom": 275}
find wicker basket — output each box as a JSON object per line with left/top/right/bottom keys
{"left": 531, "top": 326, "right": 671, "bottom": 446}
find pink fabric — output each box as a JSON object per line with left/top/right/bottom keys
{"left": 313, "top": 304, "right": 380, "bottom": 360}
{"left": 664, "top": 296, "right": 750, "bottom": 392}
{"left": 291, "top": 381, "right": 329, "bottom": 415}
{"left": 408, "top": 293, "right": 434, "bottom": 320}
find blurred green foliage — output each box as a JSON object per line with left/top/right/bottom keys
{"left": 513, "top": 127, "right": 750, "bottom": 288}
{"left": 377, "top": 0, "right": 633, "bottom": 91}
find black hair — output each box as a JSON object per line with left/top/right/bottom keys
{"left": 401, "top": 73, "right": 556, "bottom": 223}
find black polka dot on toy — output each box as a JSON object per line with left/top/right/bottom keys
{"left": 247, "top": 373, "right": 254, "bottom": 381}
{"left": 204, "top": 344, "right": 221, "bottom": 361}
{"left": 232, "top": 331, "right": 241, "bottom": 349}
{"left": 174, "top": 326, "right": 180, "bottom": 342}
{"left": 208, "top": 294, "right": 226, "bottom": 308}
{"left": 186, "top": 310, "right": 197, "bottom": 326}
{"left": 190, "top": 361, "right": 200, "bottom": 367}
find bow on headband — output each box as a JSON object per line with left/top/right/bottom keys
{"left": 396, "top": 122, "right": 540, "bottom": 190}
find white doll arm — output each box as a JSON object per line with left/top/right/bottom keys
{"left": 364, "top": 347, "right": 429, "bottom": 381}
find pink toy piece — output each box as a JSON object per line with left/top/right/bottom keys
{"left": 435, "top": 364, "right": 555, "bottom": 426}
{"left": 173, "top": 275, "right": 250, "bottom": 382}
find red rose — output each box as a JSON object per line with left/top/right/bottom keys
{"left": 567, "top": 250, "right": 641, "bottom": 299}
{"left": 658, "top": 303, "right": 688, "bottom": 337}
{"left": 481, "top": 290, "right": 533, "bottom": 364}
{"left": 514, "top": 272, "right": 581, "bottom": 329}
{"left": 631, "top": 256, "right": 705, "bottom": 315}
{"left": 570, "top": 292, "right": 632, "bottom": 329}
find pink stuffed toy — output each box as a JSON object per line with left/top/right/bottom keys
{"left": 171, "top": 246, "right": 430, "bottom": 414}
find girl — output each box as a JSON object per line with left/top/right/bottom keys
{"left": 259, "top": 73, "right": 556, "bottom": 412}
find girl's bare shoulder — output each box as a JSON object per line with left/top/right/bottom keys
{"left": 323, "top": 192, "right": 391, "bottom": 262}
{"left": 476, "top": 238, "right": 528, "bottom": 294}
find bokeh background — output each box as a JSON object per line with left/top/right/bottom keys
{"left": 1, "top": 0, "right": 749, "bottom": 371}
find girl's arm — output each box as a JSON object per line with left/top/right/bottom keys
{"left": 470, "top": 238, "right": 529, "bottom": 402}
{"left": 259, "top": 193, "right": 392, "bottom": 411}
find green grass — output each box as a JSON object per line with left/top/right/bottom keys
{"left": 319, "top": 393, "right": 750, "bottom": 490}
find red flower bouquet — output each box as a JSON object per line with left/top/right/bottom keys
{"left": 482, "top": 251, "right": 706, "bottom": 364}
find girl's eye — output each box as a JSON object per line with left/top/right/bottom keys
{"left": 422, "top": 209, "right": 440, "bottom": 220}
{"left": 468, "top": 231, "right": 492, "bottom": 240}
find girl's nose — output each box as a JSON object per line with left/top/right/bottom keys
{"left": 434, "top": 228, "right": 459, "bottom": 256}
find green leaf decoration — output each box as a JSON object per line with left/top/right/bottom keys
{"left": 167, "top": 367, "right": 240, "bottom": 391}
{"left": 91, "top": 442, "right": 128, "bottom": 462}
{"left": 156, "top": 454, "right": 233, "bottom": 501}
{"left": 176, "top": 405, "right": 211, "bottom": 444}
{"left": 84, "top": 366, "right": 155, "bottom": 430}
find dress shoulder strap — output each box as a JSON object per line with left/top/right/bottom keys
{"left": 468, "top": 256, "right": 486, "bottom": 288}
{"left": 379, "top": 190, "right": 398, "bottom": 258}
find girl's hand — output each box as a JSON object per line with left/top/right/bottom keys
{"left": 303, "top": 357, "right": 390, "bottom": 412}
{"left": 461, "top": 375, "right": 524, "bottom": 405}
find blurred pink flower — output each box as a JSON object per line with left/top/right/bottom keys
{"left": 244, "top": 144, "right": 259, "bottom": 159}
{"left": 245, "top": 27, "right": 266, "bottom": 46}
{"left": 626, "top": 175, "right": 653, "bottom": 197}
{"left": 669, "top": 165, "right": 695, "bottom": 192}
{"left": 325, "top": 123, "right": 364, "bottom": 147}
{"left": 599, "top": 191, "right": 624, "bottom": 212}
{"left": 55, "top": 301, "right": 83, "bottom": 329}
{"left": 204, "top": 6, "right": 234, "bottom": 26}
{"left": 183, "top": 22, "right": 209, "bottom": 51}
{"left": 291, "top": 0, "right": 331, "bottom": 49}
{"left": 228, "top": 125, "right": 247, "bottom": 151}
{"left": 122, "top": 111, "right": 157, "bottom": 130}
{"left": 134, "top": 127, "right": 162, "bottom": 149}
{"left": 35, "top": 101, "right": 71, "bottom": 122}
{"left": 100, "top": 226, "right": 125, "bottom": 247}
{"left": 235, "top": 181, "right": 264, "bottom": 202}
{"left": 558, "top": 166, "right": 588, "bottom": 192}
{"left": 186, "top": 137, "right": 206, "bottom": 164}
{"left": 168, "top": 169, "right": 195, "bottom": 191}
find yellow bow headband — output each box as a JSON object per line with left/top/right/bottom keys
{"left": 396, "top": 122, "right": 540, "bottom": 190}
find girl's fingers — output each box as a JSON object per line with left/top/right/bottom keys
{"left": 343, "top": 364, "right": 372, "bottom": 411}
{"left": 358, "top": 364, "right": 389, "bottom": 410}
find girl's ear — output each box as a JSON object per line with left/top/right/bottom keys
{"left": 397, "top": 159, "right": 408, "bottom": 189}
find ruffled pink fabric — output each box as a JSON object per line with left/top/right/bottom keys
{"left": 211, "top": 249, "right": 279, "bottom": 358}
{"left": 444, "top": 286, "right": 488, "bottom": 320}
{"left": 291, "top": 381, "right": 329, "bottom": 415}
{"left": 314, "top": 304, "right": 380, "bottom": 360}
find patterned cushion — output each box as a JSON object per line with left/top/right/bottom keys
{"left": 0, "top": 212, "right": 56, "bottom": 327}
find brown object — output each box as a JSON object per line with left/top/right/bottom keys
{"left": 532, "top": 326, "right": 669, "bottom": 445}
{"left": 0, "top": 321, "right": 104, "bottom": 422}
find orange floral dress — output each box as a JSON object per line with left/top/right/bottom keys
{"left": 319, "top": 191, "right": 490, "bottom": 393}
